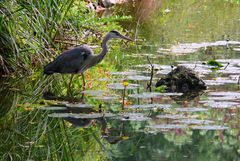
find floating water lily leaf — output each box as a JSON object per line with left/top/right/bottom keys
{"left": 93, "top": 96, "right": 119, "bottom": 101}
{"left": 126, "top": 75, "right": 151, "bottom": 81}
{"left": 110, "top": 71, "right": 138, "bottom": 76}
{"left": 205, "top": 79, "right": 237, "bottom": 86}
{"left": 203, "top": 101, "right": 239, "bottom": 108}
{"left": 48, "top": 101, "right": 69, "bottom": 106}
{"left": 233, "top": 48, "right": 240, "bottom": 52}
{"left": 178, "top": 63, "right": 212, "bottom": 75}
{"left": 156, "top": 114, "right": 188, "bottom": 119}
{"left": 66, "top": 103, "right": 93, "bottom": 108}
{"left": 126, "top": 104, "right": 171, "bottom": 110}
{"left": 147, "top": 124, "right": 187, "bottom": 130}
{"left": 208, "top": 91, "right": 240, "bottom": 97}
{"left": 72, "top": 113, "right": 115, "bottom": 119}
{"left": 173, "top": 119, "right": 214, "bottom": 125}
{"left": 191, "top": 125, "right": 228, "bottom": 130}
{"left": 217, "top": 59, "right": 240, "bottom": 65}
{"left": 218, "top": 66, "right": 240, "bottom": 74}
{"left": 168, "top": 41, "right": 240, "bottom": 54}
{"left": 155, "top": 65, "right": 173, "bottom": 75}
{"left": 175, "top": 107, "right": 208, "bottom": 112}
{"left": 118, "top": 113, "right": 150, "bottom": 121}
{"left": 129, "top": 92, "right": 182, "bottom": 99}
{"left": 38, "top": 106, "right": 67, "bottom": 110}
{"left": 48, "top": 113, "right": 72, "bottom": 118}
{"left": 133, "top": 64, "right": 163, "bottom": 70}
{"left": 81, "top": 90, "right": 105, "bottom": 96}
{"left": 108, "top": 83, "right": 139, "bottom": 90}
{"left": 208, "top": 92, "right": 240, "bottom": 101}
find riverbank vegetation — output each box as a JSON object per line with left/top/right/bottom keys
{"left": 1, "top": 1, "right": 240, "bottom": 161}
{"left": 0, "top": 0, "right": 131, "bottom": 76}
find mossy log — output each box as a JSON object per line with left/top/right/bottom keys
{"left": 155, "top": 66, "right": 206, "bottom": 93}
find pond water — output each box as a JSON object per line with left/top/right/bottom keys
{"left": 1, "top": 0, "right": 240, "bottom": 161}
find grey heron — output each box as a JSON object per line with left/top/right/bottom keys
{"left": 44, "top": 30, "right": 133, "bottom": 95}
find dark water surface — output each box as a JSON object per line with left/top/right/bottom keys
{"left": 1, "top": 0, "right": 240, "bottom": 161}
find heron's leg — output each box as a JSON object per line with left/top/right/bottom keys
{"left": 81, "top": 73, "right": 86, "bottom": 99}
{"left": 81, "top": 73, "right": 86, "bottom": 91}
{"left": 67, "top": 74, "right": 74, "bottom": 97}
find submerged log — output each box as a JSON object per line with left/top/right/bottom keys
{"left": 155, "top": 66, "right": 206, "bottom": 93}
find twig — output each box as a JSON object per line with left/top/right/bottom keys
{"left": 146, "top": 56, "right": 154, "bottom": 104}
{"left": 224, "top": 62, "right": 230, "bottom": 70}
{"left": 54, "top": 39, "right": 81, "bottom": 46}
{"left": 146, "top": 56, "right": 154, "bottom": 92}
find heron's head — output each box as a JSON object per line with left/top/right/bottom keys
{"left": 108, "top": 30, "right": 133, "bottom": 41}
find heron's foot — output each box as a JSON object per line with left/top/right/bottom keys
{"left": 81, "top": 92, "right": 85, "bottom": 99}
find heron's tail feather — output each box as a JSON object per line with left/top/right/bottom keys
{"left": 43, "top": 61, "right": 59, "bottom": 74}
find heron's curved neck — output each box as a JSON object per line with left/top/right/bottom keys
{"left": 94, "top": 34, "right": 111, "bottom": 63}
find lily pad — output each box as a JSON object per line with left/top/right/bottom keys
{"left": 133, "top": 64, "right": 163, "bottom": 71}
{"left": 156, "top": 114, "right": 188, "bottom": 120}
{"left": 81, "top": 90, "right": 105, "bottom": 96}
{"left": 108, "top": 83, "right": 139, "bottom": 90}
{"left": 205, "top": 79, "right": 237, "bottom": 86}
{"left": 93, "top": 96, "right": 119, "bottom": 101}
{"left": 118, "top": 113, "right": 150, "bottom": 121}
{"left": 48, "top": 113, "right": 72, "bottom": 118}
{"left": 203, "top": 101, "right": 239, "bottom": 109}
{"left": 208, "top": 91, "right": 240, "bottom": 97}
{"left": 216, "top": 59, "right": 240, "bottom": 65}
{"left": 218, "top": 66, "right": 240, "bottom": 74}
{"left": 178, "top": 63, "right": 212, "bottom": 75}
{"left": 72, "top": 113, "right": 115, "bottom": 119}
{"left": 147, "top": 124, "right": 187, "bottom": 129}
{"left": 126, "top": 75, "right": 151, "bottom": 81}
{"left": 173, "top": 119, "right": 214, "bottom": 125}
{"left": 233, "top": 48, "right": 240, "bottom": 52}
{"left": 66, "top": 103, "right": 93, "bottom": 108}
{"left": 38, "top": 106, "right": 67, "bottom": 111}
{"left": 126, "top": 104, "right": 171, "bottom": 110}
{"left": 129, "top": 92, "right": 182, "bottom": 99}
{"left": 168, "top": 41, "right": 240, "bottom": 54}
{"left": 110, "top": 71, "right": 138, "bottom": 76}
{"left": 175, "top": 107, "right": 208, "bottom": 112}
{"left": 191, "top": 125, "right": 228, "bottom": 130}
{"left": 208, "top": 92, "right": 240, "bottom": 101}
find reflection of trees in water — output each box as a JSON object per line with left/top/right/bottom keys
{"left": 134, "top": 0, "right": 163, "bottom": 22}
{"left": 113, "top": 130, "right": 240, "bottom": 161}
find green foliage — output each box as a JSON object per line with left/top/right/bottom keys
{"left": 0, "top": 0, "right": 131, "bottom": 76}
{"left": 225, "top": 0, "right": 240, "bottom": 4}
{"left": 207, "top": 60, "right": 224, "bottom": 70}
{"left": 155, "top": 85, "right": 167, "bottom": 93}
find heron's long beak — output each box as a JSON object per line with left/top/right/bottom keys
{"left": 119, "top": 34, "right": 134, "bottom": 41}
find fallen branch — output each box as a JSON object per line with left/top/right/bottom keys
{"left": 146, "top": 56, "right": 154, "bottom": 92}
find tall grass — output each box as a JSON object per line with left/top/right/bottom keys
{"left": 0, "top": 0, "right": 131, "bottom": 160}
{"left": 0, "top": 0, "right": 126, "bottom": 76}
{"left": 0, "top": 108, "right": 109, "bottom": 160}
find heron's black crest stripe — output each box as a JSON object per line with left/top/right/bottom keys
{"left": 110, "top": 30, "right": 119, "bottom": 35}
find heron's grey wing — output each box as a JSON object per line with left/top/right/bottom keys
{"left": 44, "top": 46, "right": 93, "bottom": 74}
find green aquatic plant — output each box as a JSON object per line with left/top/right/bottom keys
{"left": 155, "top": 85, "right": 167, "bottom": 93}
{"left": 207, "top": 60, "right": 224, "bottom": 70}
{"left": 207, "top": 60, "right": 224, "bottom": 67}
